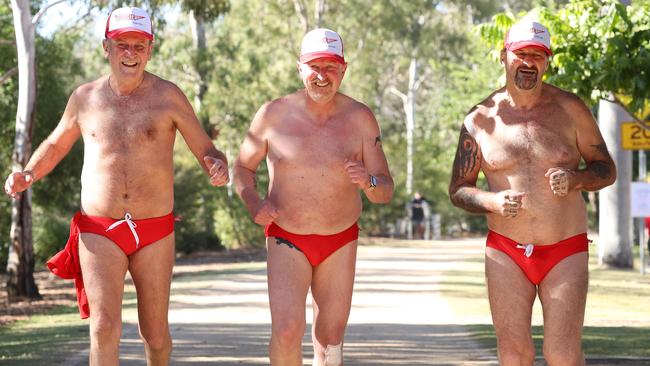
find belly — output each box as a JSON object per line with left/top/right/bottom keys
{"left": 486, "top": 186, "right": 588, "bottom": 244}
{"left": 267, "top": 171, "right": 362, "bottom": 234}
{"left": 80, "top": 152, "right": 174, "bottom": 219}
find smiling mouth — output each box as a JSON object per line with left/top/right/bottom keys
{"left": 517, "top": 68, "right": 537, "bottom": 76}
{"left": 313, "top": 79, "right": 330, "bottom": 87}
{"left": 122, "top": 61, "right": 138, "bottom": 67}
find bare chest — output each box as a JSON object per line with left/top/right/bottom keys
{"left": 268, "top": 119, "right": 361, "bottom": 171}
{"left": 78, "top": 93, "right": 175, "bottom": 148}
{"left": 479, "top": 114, "right": 580, "bottom": 172}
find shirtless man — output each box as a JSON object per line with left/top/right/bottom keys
{"left": 234, "top": 28, "right": 393, "bottom": 366}
{"left": 3, "top": 7, "right": 228, "bottom": 365}
{"left": 449, "top": 20, "right": 615, "bottom": 365}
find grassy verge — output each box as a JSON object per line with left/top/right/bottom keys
{"left": 0, "top": 306, "right": 89, "bottom": 365}
{"left": 0, "top": 260, "right": 265, "bottom": 365}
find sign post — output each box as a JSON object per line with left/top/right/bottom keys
{"left": 622, "top": 121, "right": 649, "bottom": 274}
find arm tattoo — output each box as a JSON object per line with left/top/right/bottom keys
{"left": 451, "top": 125, "right": 479, "bottom": 183}
{"left": 449, "top": 125, "right": 488, "bottom": 213}
{"left": 454, "top": 189, "right": 490, "bottom": 214}
{"left": 592, "top": 142, "right": 610, "bottom": 157}
{"left": 374, "top": 135, "right": 382, "bottom": 147}
{"left": 589, "top": 142, "right": 613, "bottom": 179}
{"left": 589, "top": 161, "right": 612, "bottom": 179}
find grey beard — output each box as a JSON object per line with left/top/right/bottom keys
{"left": 515, "top": 73, "right": 537, "bottom": 90}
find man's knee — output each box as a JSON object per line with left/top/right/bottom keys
{"left": 90, "top": 313, "right": 122, "bottom": 344}
{"left": 272, "top": 318, "right": 305, "bottom": 347}
{"left": 140, "top": 327, "right": 172, "bottom": 352}
{"left": 543, "top": 341, "right": 584, "bottom": 366}
{"left": 314, "top": 343, "right": 342, "bottom": 366}
{"left": 496, "top": 335, "right": 535, "bottom": 363}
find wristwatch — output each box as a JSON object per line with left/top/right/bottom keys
{"left": 368, "top": 175, "right": 377, "bottom": 190}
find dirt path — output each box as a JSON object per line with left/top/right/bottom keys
{"left": 63, "top": 237, "right": 498, "bottom": 365}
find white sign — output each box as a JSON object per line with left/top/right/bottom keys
{"left": 631, "top": 182, "right": 650, "bottom": 218}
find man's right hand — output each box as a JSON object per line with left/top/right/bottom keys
{"left": 252, "top": 200, "right": 279, "bottom": 226}
{"left": 4, "top": 171, "right": 34, "bottom": 199}
{"left": 494, "top": 190, "right": 525, "bottom": 218}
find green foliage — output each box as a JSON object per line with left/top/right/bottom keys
{"left": 172, "top": 141, "right": 225, "bottom": 252}
{"left": 32, "top": 207, "right": 71, "bottom": 264}
{"left": 478, "top": 0, "right": 650, "bottom": 118}
{"left": 0, "top": 11, "right": 84, "bottom": 267}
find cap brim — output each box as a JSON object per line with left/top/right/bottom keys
{"left": 106, "top": 28, "right": 153, "bottom": 41}
{"left": 506, "top": 41, "right": 552, "bottom": 56}
{"left": 299, "top": 52, "right": 345, "bottom": 64}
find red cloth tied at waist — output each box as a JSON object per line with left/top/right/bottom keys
{"left": 46, "top": 211, "right": 175, "bottom": 319}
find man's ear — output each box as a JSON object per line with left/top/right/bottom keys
{"left": 102, "top": 39, "right": 110, "bottom": 56}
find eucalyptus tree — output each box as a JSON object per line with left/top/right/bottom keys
{"left": 6, "top": 0, "right": 73, "bottom": 300}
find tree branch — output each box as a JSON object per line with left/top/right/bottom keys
{"left": 610, "top": 94, "right": 650, "bottom": 130}
{"left": 0, "top": 67, "right": 17, "bottom": 85}
{"left": 388, "top": 86, "right": 408, "bottom": 105}
{"left": 0, "top": 39, "right": 15, "bottom": 46}
{"left": 292, "top": 0, "right": 309, "bottom": 35}
{"left": 32, "top": 0, "right": 67, "bottom": 25}
{"left": 413, "top": 67, "right": 431, "bottom": 91}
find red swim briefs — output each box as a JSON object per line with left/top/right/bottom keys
{"left": 486, "top": 230, "right": 588, "bottom": 285}
{"left": 265, "top": 222, "right": 359, "bottom": 266}
{"left": 46, "top": 211, "right": 175, "bottom": 318}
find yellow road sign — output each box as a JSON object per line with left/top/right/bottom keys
{"left": 621, "top": 122, "right": 650, "bottom": 150}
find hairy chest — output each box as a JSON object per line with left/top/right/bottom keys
{"left": 78, "top": 93, "right": 175, "bottom": 148}
{"left": 479, "top": 114, "right": 580, "bottom": 172}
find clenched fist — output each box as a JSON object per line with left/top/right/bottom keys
{"left": 4, "top": 170, "right": 34, "bottom": 199}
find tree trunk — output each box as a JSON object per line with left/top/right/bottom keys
{"left": 7, "top": 0, "right": 40, "bottom": 300}
{"left": 405, "top": 57, "right": 418, "bottom": 196}
{"left": 190, "top": 11, "right": 208, "bottom": 126}
{"left": 598, "top": 97, "right": 633, "bottom": 268}
{"left": 314, "top": 0, "right": 325, "bottom": 28}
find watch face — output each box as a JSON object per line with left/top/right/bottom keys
{"left": 370, "top": 175, "right": 377, "bottom": 188}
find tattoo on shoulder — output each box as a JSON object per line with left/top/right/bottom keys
{"left": 374, "top": 135, "right": 382, "bottom": 147}
{"left": 592, "top": 142, "right": 609, "bottom": 157}
{"left": 451, "top": 126, "right": 480, "bottom": 182}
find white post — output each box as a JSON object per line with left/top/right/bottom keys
{"left": 639, "top": 149, "right": 647, "bottom": 275}
{"left": 597, "top": 97, "right": 633, "bottom": 267}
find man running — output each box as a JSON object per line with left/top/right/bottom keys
{"left": 234, "top": 28, "right": 393, "bottom": 366}
{"left": 449, "top": 19, "right": 616, "bottom": 365}
{"left": 4, "top": 7, "right": 228, "bottom": 365}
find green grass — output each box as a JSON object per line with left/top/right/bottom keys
{"left": 465, "top": 324, "right": 650, "bottom": 358}
{"left": 0, "top": 261, "right": 265, "bottom": 365}
{"left": 0, "top": 306, "right": 89, "bottom": 365}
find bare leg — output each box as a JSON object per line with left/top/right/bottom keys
{"left": 485, "top": 247, "right": 537, "bottom": 366}
{"left": 79, "top": 233, "right": 129, "bottom": 366}
{"left": 128, "top": 233, "right": 175, "bottom": 366}
{"left": 311, "top": 240, "right": 357, "bottom": 366}
{"left": 267, "top": 236, "right": 312, "bottom": 366}
{"left": 538, "top": 252, "right": 588, "bottom": 366}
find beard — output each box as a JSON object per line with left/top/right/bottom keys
{"left": 305, "top": 80, "right": 335, "bottom": 103}
{"left": 514, "top": 67, "right": 539, "bottom": 90}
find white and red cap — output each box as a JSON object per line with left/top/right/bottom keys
{"left": 300, "top": 28, "right": 345, "bottom": 64}
{"left": 504, "top": 20, "right": 552, "bottom": 56}
{"left": 105, "top": 7, "right": 154, "bottom": 41}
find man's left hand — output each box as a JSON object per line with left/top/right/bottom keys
{"left": 204, "top": 156, "right": 229, "bottom": 186}
{"left": 344, "top": 159, "right": 370, "bottom": 189}
{"left": 545, "top": 167, "right": 575, "bottom": 197}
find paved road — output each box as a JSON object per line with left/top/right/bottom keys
{"left": 62, "top": 237, "right": 650, "bottom": 365}
{"left": 64, "top": 238, "right": 498, "bottom": 365}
